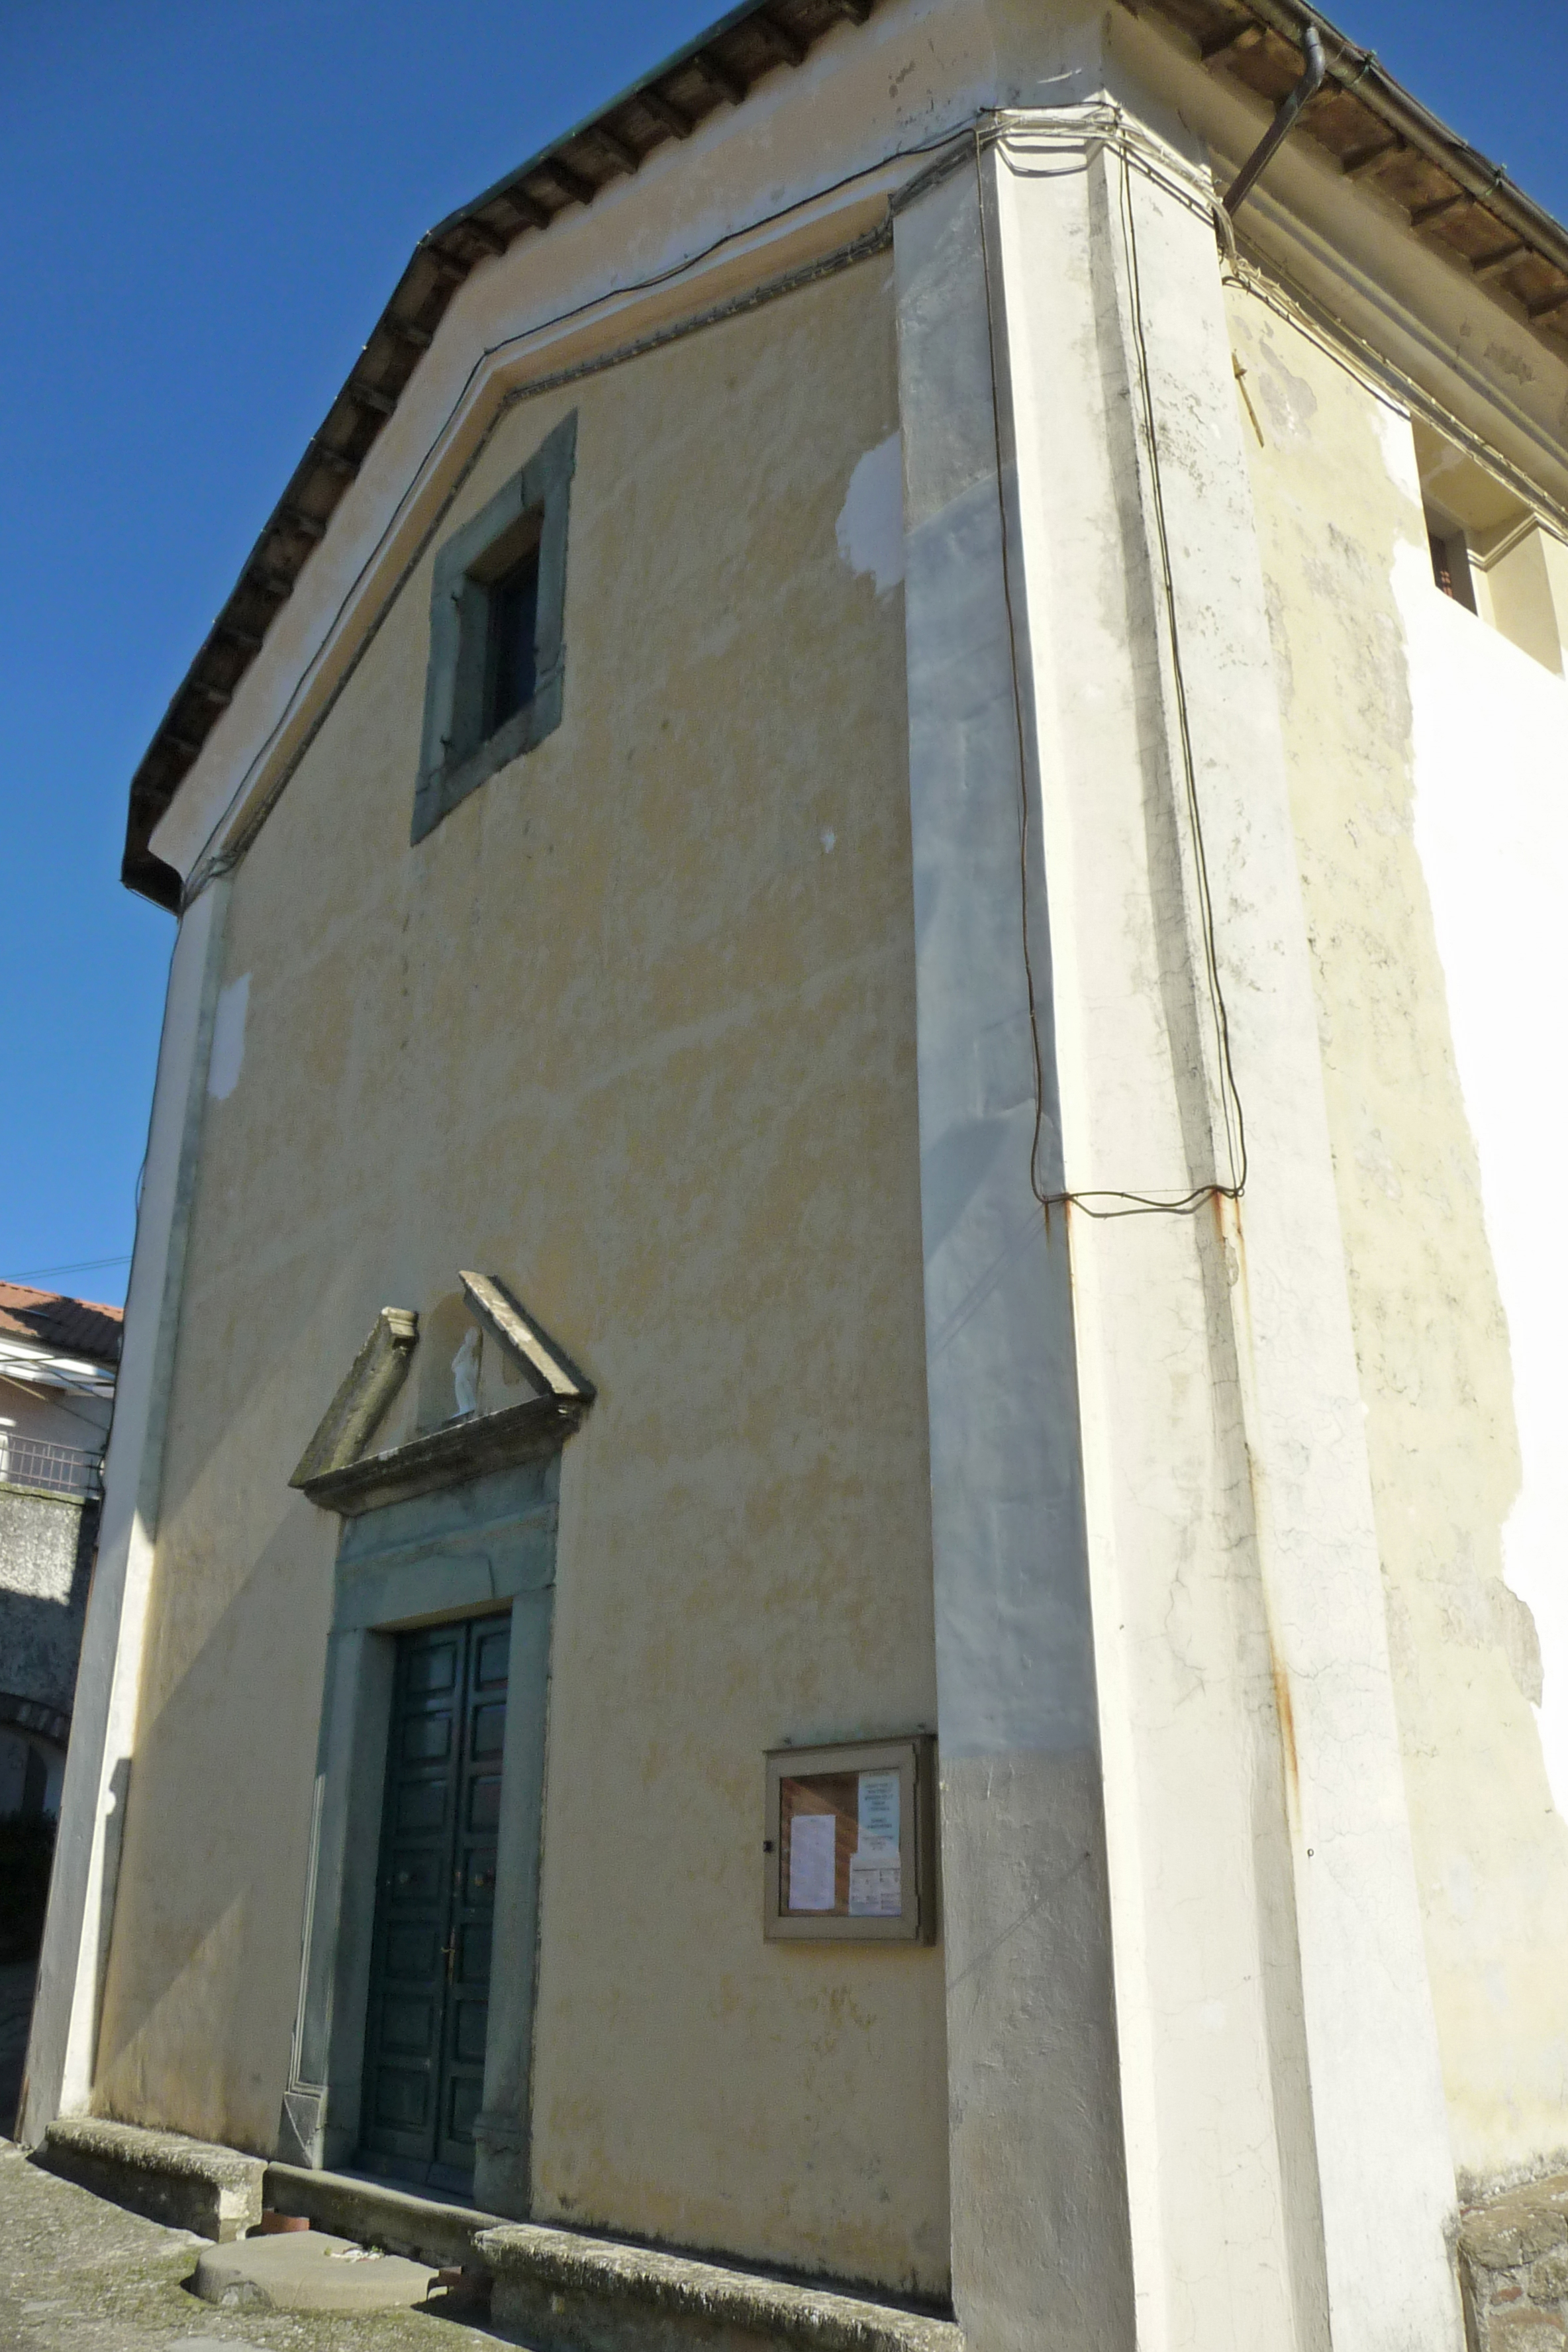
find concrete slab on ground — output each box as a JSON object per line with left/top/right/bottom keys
{"left": 193, "top": 2230, "right": 440, "bottom": 2312}
{"left": 0, "top": 2143, "right": 498, "bottom": 2352}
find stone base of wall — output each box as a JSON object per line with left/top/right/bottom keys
{"left": 30, "top": 2120, "right": 963, "bottom": 2350}
{"left": 475, "top": 2219, "right": 964, "bottom": 2352}
{"left": 1459, "top": 2175, "right": 1568, "bottom": 2349}
{"left": 40, "top": 2116, "right": 264, "bottom": 2241}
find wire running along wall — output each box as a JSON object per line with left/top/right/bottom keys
{"left": 973, "top": 116, "right": 1250, "bottom": 1224}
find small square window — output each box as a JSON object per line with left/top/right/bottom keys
{"left": 413, "top": 411, "right": 575, "bottom": 844}
{"left": 1413, "top": 416, "right": 1568, "bottom": 673}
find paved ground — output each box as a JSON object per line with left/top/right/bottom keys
{"left": 0, "top": 2141, "right": 514, "bottom": 2351}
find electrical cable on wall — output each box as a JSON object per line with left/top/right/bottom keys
{"left": 974, "top": 121, "right": 1248, "bottom": 1224}
{"left": 1115, "top": 138, "right": 1249, "bottom": 1202}
{"left": 175, "top": 98, "right": 1261, "bottom": 1239}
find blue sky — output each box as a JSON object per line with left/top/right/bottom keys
{"left": 4, "top": 0, "right": 1565, "bottom": 1306}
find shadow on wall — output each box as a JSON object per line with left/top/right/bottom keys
{"left": 82, "top": 1240, "right": 380, "bottom": 2149}
{"left": 89, "top": 1507, "right": 336, "bottom": 2155}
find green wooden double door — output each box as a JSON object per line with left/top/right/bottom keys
{"left": 359, "top": 1613, "right": 510, "bottom": 2191}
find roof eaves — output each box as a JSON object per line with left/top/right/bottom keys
{"left": 1140, "top": 0, "right": 1568, "bottom": 334}
{"left": 122, "top": 0, "right": 878, "bottom": 911}
{"left": 122, "top": 0, "right": 1568, "bottom": 911}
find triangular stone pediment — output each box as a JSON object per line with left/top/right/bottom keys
{"left": 289, "top": 1308, "right": 418, "bottom": 1488}
{"left": 456, "top": 1271, "right": 594, "bottom": 1406}
{"left": 289, "top": 1276, "right": 593, "bottom": 1513}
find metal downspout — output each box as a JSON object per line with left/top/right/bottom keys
{"left": 1222, "top": 26, "right": 1327, "bottom": 218}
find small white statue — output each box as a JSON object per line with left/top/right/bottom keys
{"left": 452, "top": 1326, "right": 481, "bottom": 1417}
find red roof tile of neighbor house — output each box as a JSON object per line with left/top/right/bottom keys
{"left": 0, "top": 1283, "right": 124, "bottom": 1366}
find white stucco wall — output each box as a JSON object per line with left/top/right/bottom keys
{"left": 1385, "top": 420, "right": 1568, "bottom": 1824}
{"left": 1234, "top": 271, "right": 1568, "bottom": 2196}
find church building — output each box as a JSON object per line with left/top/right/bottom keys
{"left": 23, "top": 3, "right": 1568, "bottom": 2346}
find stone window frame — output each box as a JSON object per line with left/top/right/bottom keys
{"left": 412, "top": 411, "right": 577, "bottom": 844}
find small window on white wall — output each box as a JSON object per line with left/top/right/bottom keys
{"left": 1414, "top": 419, "right": 1568, "bottom": 675}
{"left": 1425, "top": 511, "right": 1476, "bottom": 612}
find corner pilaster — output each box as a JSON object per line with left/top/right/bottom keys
{"left": 895, "top": 138, "right": 1137, "bottom": 2352}
{"left": 21, "top": 877, "right": 233, "bottom": 2143}
{"left": 897, "top": 98, "right": 1463, "bottom": 2352}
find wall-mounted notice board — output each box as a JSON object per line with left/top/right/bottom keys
{"left": 763, "top": 1736, "right": 936, "bottom": 1942}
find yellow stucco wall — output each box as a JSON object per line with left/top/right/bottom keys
{"left": 93, "top": 253, "right": 951, "bottom": 2293}
{"left": 1228, "top": 279, "right": 1568, "bottom": 2191}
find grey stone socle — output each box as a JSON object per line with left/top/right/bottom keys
{"left": 40, "top": 2114, "right": 264, "bottom": 2239}
{"left": 475, "top": 2220, "right": 965, "bottom": 2352}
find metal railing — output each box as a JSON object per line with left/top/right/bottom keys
{"left": 0, "top": 1434, "right": 103, "bottom": 1499}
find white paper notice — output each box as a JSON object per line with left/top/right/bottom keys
{"left": 848, "top": 1855, "right": 902, "bottom": 1917}
{"left": 857, "top": 1770, "right": 899, "bottom": 1856}
{"left": 849, "top": 1770, "right": 902, "bottom": 1916}
{"left": 788, "top": 1812, "right": 837, "bottom": 1912}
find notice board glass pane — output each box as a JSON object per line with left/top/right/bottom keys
{"left": 764, "top": 1736, "right": 935, "bottom": 1943}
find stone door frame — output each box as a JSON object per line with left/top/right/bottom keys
{"left": 277, "top": 1453, "right": 558, "bottom": 2216}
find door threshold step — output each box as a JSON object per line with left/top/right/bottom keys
{"left": 263, "top": 2158, "right": 500, "bottom": 2269}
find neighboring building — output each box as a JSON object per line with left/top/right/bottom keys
{"left": 0, "top": 1284, "right": 120, "bottom": 1814}
{"left": 20, "top": 3, "right": 1568, "bottom": 2346}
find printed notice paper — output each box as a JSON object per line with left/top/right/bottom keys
{"left": 848, "top": 1855, "right": 902, "bottom": 1916}
{"left": 788, "top": 1811, "right": 837, "bottom": 1912}
{"left": 850, "top": 1769, "right": 902, "bottom": 1916}
{"left": 857, "top": 1769, "right": 899, "bottom": 1855}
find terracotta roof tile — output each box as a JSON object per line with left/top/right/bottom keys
{"left": 0, "top": 1282, "right": 123, "bottom": 1365}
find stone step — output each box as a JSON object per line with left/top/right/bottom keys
{"left": 475, "top": 2218, "right": 965, "bottom": 2352}
{"left": 36, "top": 2120, "right": 964, "bottom": 2350}
{"left": 193, "top": 2227, "right": 440, "bottom": 2315}
{"left": 39, "top": 2114, "right": 264, "bottom": 2240}
{"left": 262, "top": 2157, "right": 499, "bottom": 2269}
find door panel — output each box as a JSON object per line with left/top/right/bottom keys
{"left": 359, "top": 1613, "right": 509, "bottom": 2189}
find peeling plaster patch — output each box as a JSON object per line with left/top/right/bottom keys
{"left": 1494, "top": 1582, "right": 1544, "bottom": 1707}
{"left": 1263, "top": 578, "right": 1295, "bottom": 710}
{"left": 1483, "top": 343, "right": 1534, "bottom": 385}
{"left": 207, "top": 975, "right": 250, "bottom": 1101}
{"left": 1253, "top": 335, "right": 1319, "bottom": 444}
{"left": 836, "top": 432, "right": 904, "bottom": 595}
